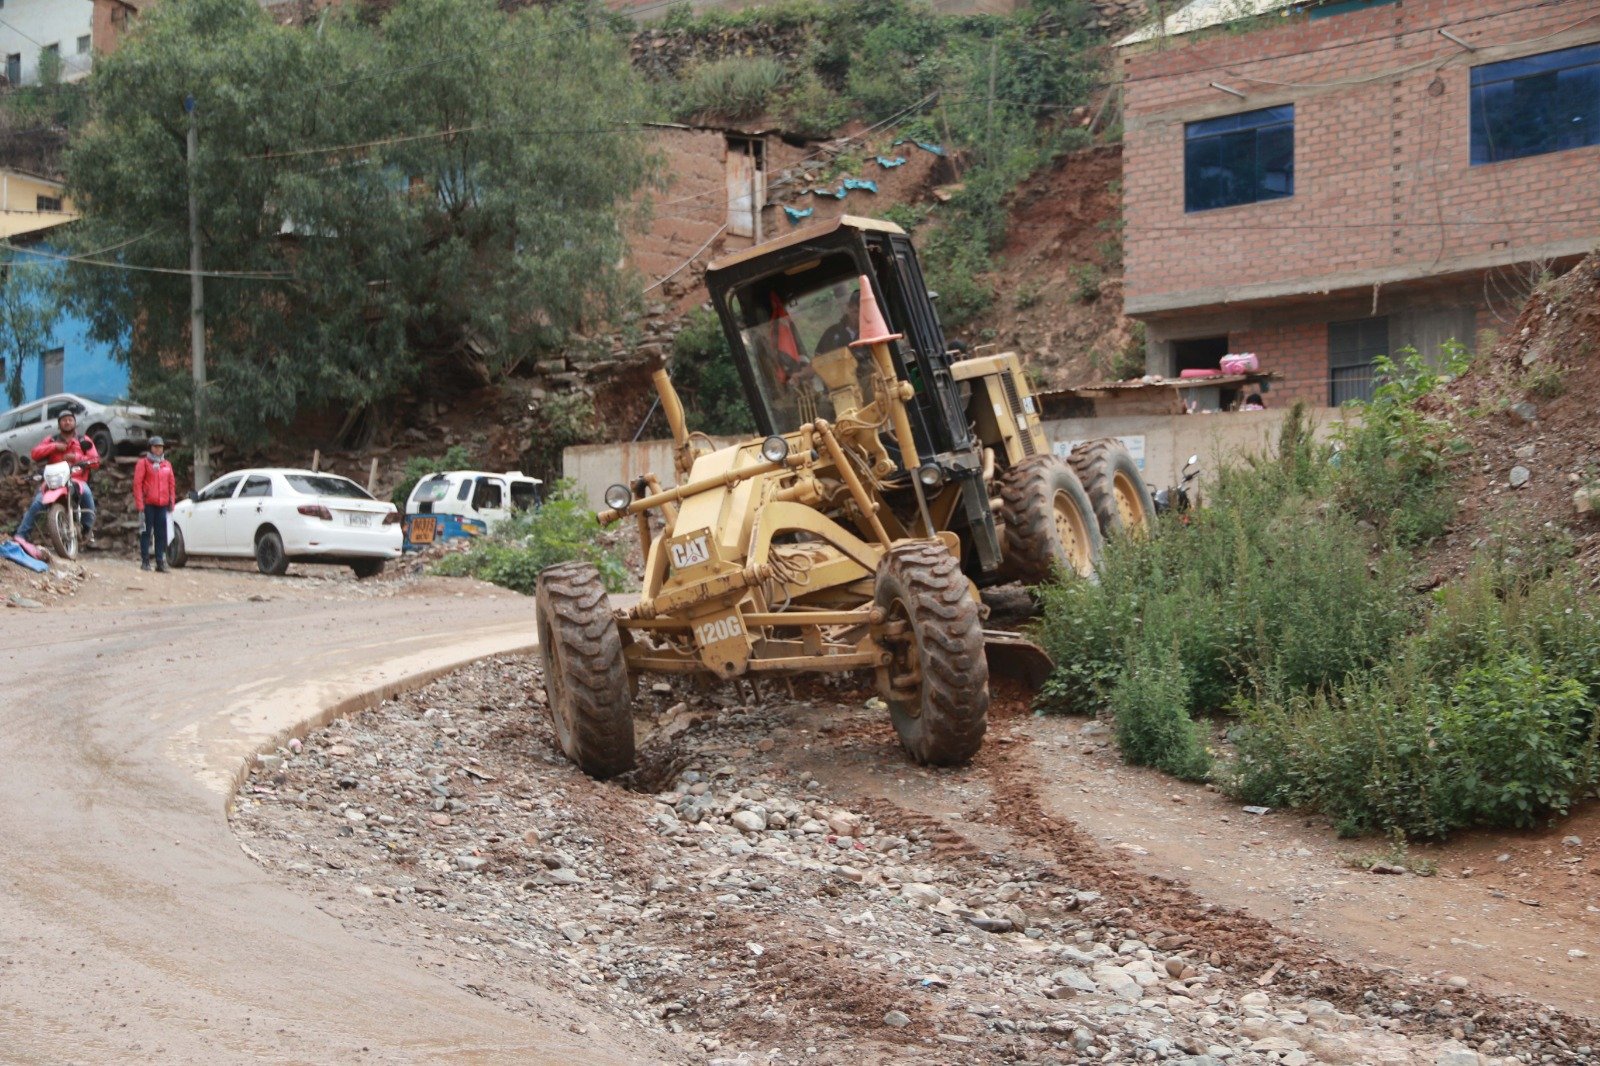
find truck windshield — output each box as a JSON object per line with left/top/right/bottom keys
{"left": 413, "top": 476, "right": 453, "bottom": 503}
{"left": 733, "top": 261, "right": 879, "bottom": 435}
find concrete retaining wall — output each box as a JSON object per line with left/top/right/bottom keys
{"left": 562, "top": 408, "right": 1350, "bottom": 508}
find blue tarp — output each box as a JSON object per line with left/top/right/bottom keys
{"left": 783, "top": 205, "right": 815, "bottom": 224}
{"left": 876, "top": 155, "right": 907, "bottom": 168}
{"left": 842, "top": 178, "right": 878, "bottom": 193}
{"left": 892, "top": 139, "right": 946, "bottom": 157}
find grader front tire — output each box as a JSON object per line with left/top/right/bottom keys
{"left": 535, "top": 562, "right": 635, "bottom": 778}
{"left": 1068, "top": 438, "right": 1155, "bottom": 538}
{"left": 998, "top": 455, "right": 1103, "bottom": 583}
{"left": 874, "top": 541, "right": 989, "bottom": 767}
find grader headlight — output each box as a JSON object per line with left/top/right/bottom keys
{"left": 603, "top": 483, "right": 634, "bottom": 512}
{"left": 760, "top": 435, "right": 790, "bottom": 464}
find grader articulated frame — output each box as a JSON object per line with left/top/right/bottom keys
{"left": 536, "top": 216, "right": 1153, "bottom": 777}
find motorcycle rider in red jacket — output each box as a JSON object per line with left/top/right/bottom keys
{"left": 16, "top": 410, "right": 99, "bottom": 546}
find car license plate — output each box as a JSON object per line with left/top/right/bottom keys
{"left": 410, "top": 516, "right": 436, "bottom": 543}
{"left": 346, "top": 512, "right": 372, "bottom": 528}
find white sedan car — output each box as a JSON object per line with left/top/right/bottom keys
{"left": 170, "top": 468, "right": 402, "bottom": 578}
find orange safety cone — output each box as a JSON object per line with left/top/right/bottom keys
{"left": 849, "top": 274, "right": 903, "bottom": 348}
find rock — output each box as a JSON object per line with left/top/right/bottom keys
{"left": 559, "top": 921, "right": 586, "bottom": 944}
{"left": 1562, "top": 835, "right": 1582, "bottom": 846}
{"left": 730, "top": 810, "right": 766, "bottom": 833}
{"left": 966, "top": 914, "right": 1012, "bottom": 933}
{"left": 343, "top": 808, "right": 365, "bottom": 823}
{"left": 902, "top": 883, "right": 942, "bottom": 907}
{"left": 430, "top": 813, "right": 452, "bottom": 827}
{"left": 882, "top": 1010, "right": 911, "bottom": 1028}
{"left": 826, "top": 811, "right": 861, "bottom": 836}
{"left": 1091, "top": 966, "right": 1143, "bottom": 1002}
{"left": 1369, "top": 862, "right": 1406, "bottom": 875}
{"left": 1050, "top": 969, "right": 1098, "bottom": 995}
{"left": 5, "top": 593, "right": 44, "bottom": 609}
{"left": 1434, "top": 1045, "right": 1482, "bottom": 1066}
{"left": 257, "top": 754, "right": 283, "bottom": 772}
{"left": 544, "top": 868, "right": 583, "bottom": 886}
{"left": 1569, "top": 949, "right": 1589, "bottom": 959}
{"left": 1509, "top": 401, "right": 1538, "bottom": 422}
{"left": 454, "top": 855, "right": 487, "bottom": 872}
{"left": 1239, "top": 991, "right": 1271, "bottom": 1009}
{"left": 1509, "top": 466, "right": 1530, "bottom": 489}
{"left": 1576, "top": 487, "right": 1597, "bottom": 516}
{"left": 1445, "top": 975, "right": 1471, "bottom": 990}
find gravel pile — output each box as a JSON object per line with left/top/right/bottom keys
{"left": 232, "top": 657, "right": 1579, "bottom": 1065}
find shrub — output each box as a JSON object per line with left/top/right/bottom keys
{"left": 670, "top": 307, "right": 757, "bottom": 437}
{"left": 1331, "top": 342, "right": 1471, "bottom": 545}
{"left": 673, "top": 57, "right": 788, "bottom": 122}
{"left": 432, "top": 480, "right": 629, "bottom": 593}
{"left": 390, "top": 444, "right": 472, "bottom": 509}
{"left": 1109, "top": 643, "right": 1210, "bottom": 781}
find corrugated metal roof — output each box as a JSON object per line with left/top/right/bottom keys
{"left": 1116, "top": 0, "right": 1295, "bottom": 47}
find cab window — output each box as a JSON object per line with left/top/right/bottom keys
{"left": 472, "top": 478, "right": 504, "bottom": 511}
{"left": 455, "top": 479, "right": 472, "bottom": 502}
{"left": 510, "top": 481, "right": 540, "bottom": 511}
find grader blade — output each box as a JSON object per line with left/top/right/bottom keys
{"left": 981, "top": 630, "right": 1055, "bottom": 692}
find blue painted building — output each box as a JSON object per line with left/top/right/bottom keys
{"left": 0, "top": 167, "right": 127, "bottom": 407}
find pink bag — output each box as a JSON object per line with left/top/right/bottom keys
{"left": 1220, "top": 352, "right": 1259, "bottom": 374}
{"left": 11, "top": 535, "right": 46, "bottom": 561}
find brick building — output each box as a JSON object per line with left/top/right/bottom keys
{"left": 1119, "top": 0, "right": 1600, "bottom": 407}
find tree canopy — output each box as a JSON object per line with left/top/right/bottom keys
{"left": 63, "top": 0, "right": 654, "bottom": 446}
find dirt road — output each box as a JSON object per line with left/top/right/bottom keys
{"left": 0, "top": 559, "right": 667, "bottom": 1064}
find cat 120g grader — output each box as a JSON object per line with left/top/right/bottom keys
{"left": 536, "top": 216, "right": 1153, "bottom": 777}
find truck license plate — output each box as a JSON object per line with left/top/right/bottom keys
{"left": 410, "top": 517, "right": 436, "bottom": 543}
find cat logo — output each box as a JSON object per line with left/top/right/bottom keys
{"left": 669, "top": 532, "right": 711, "bottom": 571}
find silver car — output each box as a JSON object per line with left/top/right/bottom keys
{"left": 0, "top": 392, "right": 163, "bottom": 475}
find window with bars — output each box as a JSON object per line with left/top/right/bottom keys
{"left": 1184, "top": 105, "right": 1295, "bottom": 212}
{"left": 36, "top": 195, "right": 62, "bottom": 212}
{"left": 1328, "top": 317, "right": 1388, "bottom": 406}
{"left": 1471, "top": 42, "right": 1600, "bottom": 165}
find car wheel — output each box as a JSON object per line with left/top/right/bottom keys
{"left": 254, "top": 529, "right": 289, "bottom": 576}
{"left": 88, "top": 425, "right": 113, "bottom": 462}
{"left": 168, "top": 525, "right": 188, "bottom": 568}
{"left": 0, "top": 451, "right": 15, "bottom": 477}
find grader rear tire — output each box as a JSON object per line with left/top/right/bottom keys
{"left": 997, "top": 455, "right": 1102, "bottom": 583}
{"left": 1068, "top": 438, "right": 1155, "bottom": 539}
{"left": 874, "top": 541, "right": 989, "bottom": 766}
{"left": 535, "top": 561, "right": 634, "bottom": 778}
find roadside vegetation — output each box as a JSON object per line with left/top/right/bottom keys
{"left": 653, "top": 0, "right": 1108, "bottom": 333}
{"left": 430, "top": 480, "right": 629, "bottom": 593}
{"left": 1039, "top": 349, "right": 1600, "bottom": 838}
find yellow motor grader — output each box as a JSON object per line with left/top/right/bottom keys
{"left": 536, "top": 216, "right": 1152, "bottom": 777}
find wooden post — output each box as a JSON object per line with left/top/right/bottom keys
{"left": 311, "top": 449, "right": 320, "bottom": 472}
{"left": 366, "top": 457, "right": 379, "bottom": 495}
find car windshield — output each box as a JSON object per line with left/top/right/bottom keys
{"left": 413, "top": 477, "right": 453, "bottom": 503}
{"left": 285, "top": 474, "right": 374, "bottom": 500}
{"left": 730, "top": 255, "right": 879, "bottom": 435}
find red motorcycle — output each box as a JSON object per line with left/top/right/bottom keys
{"left": 30, "top": 460, "right": 89, "bottom": 559}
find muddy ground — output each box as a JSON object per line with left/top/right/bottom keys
{"left": 232, "top": 656, "right": 1598, "bottom": 1065}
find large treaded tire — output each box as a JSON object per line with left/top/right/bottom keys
{"left": 874, "top": 541, "right": 989, "bottom": 766}
{"left": 1068, "top": 438, "right": 1156, "bottom": 539}
{"left": 535, "top": 561, "right": 634, "bottom": 778}
{"left": 997, "top": 455, "right": 1102, "bottom": 583}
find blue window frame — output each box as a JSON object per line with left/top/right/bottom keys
{"left": 1305, "top": 0, "right": 1397, "bottom": 20}
{"left": 1184, "top": 106, "right": 1294, "bottom": 213}
{"left": 1471, "top": 42, "right": 1600, "bottom": 165}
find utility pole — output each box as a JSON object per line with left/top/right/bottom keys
{"left": 186, "top": 94, "right": 209, "bottom": 489}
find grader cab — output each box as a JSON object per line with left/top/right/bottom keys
{"left": 536, "top": 216, "right": 1153, "bottom": 777}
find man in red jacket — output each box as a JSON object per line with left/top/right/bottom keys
{"left": 134, "top": 436, "right": 178, "bottom": 572}
{"left": 16, "top": 409, "right": 99, "bottom": 546}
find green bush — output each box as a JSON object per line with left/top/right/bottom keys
{"left": 391, "top": 444, "right": 472, "bottom": 509}
{"left": 1110, "top": 644, "right": 1210, "bottom": 781}
{"left": 431, "top": 480, "right": 629, "bottom": 593}
{"left": 673, "top": 57, "right": 788, "bottom": 122}
{"left": 1331, "top": 341, "right": 1471, "bottom": 545}
{"left": 670, "top": 307, "right": 757, "bottom": 437}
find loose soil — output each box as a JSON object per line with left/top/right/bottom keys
{"left": 233, "top": 657, "right": 1598, "bottom": 1064}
